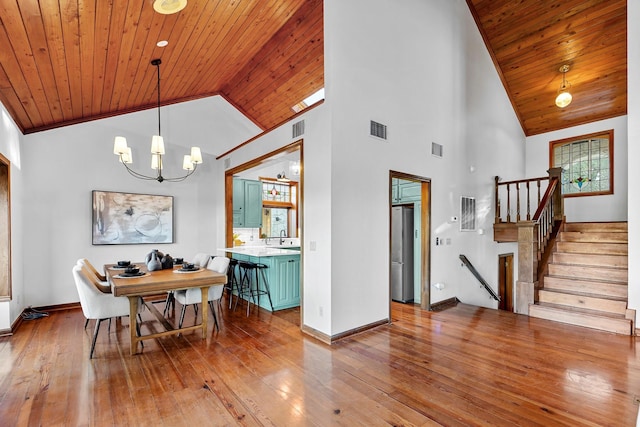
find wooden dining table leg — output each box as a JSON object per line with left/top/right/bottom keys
{"left": 200, "top": 286, "right": 209, "bottom": 339}
{"left": 128, "top": 296, "right": 139, "bottom": 355}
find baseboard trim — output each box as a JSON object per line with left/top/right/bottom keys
{"left": 31, "top": 302, "right": 81, "bottom": 313}
{"left": 330, "top": 319, "right": 389, "bottom": 343}
{"left": 10, "top": 302, "right": 82, "bottom": 334}
{"left": 301, "top": 318, "right": 390, "bottom": 345}
{"left": 431, "top": 297, "right": 460, "bottom": 312}
{"left": 300, "top": 324, "right": 331, "bottom": 344}
{"left": 0, "top": 327, "right": 12, "bottom": 337}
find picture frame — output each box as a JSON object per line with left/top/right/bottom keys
{"left": 92, "top": 190, "right": 174, "bottom": 245}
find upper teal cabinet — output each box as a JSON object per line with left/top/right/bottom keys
{"left": 233, "top": 178, "right": 263, "bottom": 228}
{"left": 392, "top": 179, "right": 421, "bottom": 205}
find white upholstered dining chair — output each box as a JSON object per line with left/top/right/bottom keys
{"left": 72, "top": 264, "right": 142, "bottom": 359}
{"left": 77, "top": 258, "right": 111, "bottom": 293}
{"left": 163, "top": 252, "right": 212, "bottom": 317}
{"left": 173, "top": 256, "right": 230, "bottom": 331}
{"left": 191, "top": 252, "right": 212, "bottom": 268}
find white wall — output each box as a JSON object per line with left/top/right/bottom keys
{"left": 627, "top": 3, "right": 640, "bottom": 320}
{"left": 525, "top": 116, "right": 628, "bottom": 222}
{"left": 321, "top": 0, "right": 524, "bottom": 335}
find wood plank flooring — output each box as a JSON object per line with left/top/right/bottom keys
{"left": 1, "top": 299, "right": 639, "bottom": 426}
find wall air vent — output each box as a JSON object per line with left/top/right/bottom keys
{"left": 370, "top": 120, "right": 388, "bottom": 140}
{"left": 460, "top": 196, "right": 476, "bottom": 231}
{"left": 292, "top": 120, "right": 305, "bottom": 138}
{"left": 432, "top": 142, "right": 443, "bottom": 158}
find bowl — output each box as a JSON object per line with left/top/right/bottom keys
{"left": 124, "top": 267, "right": 140, "bottom": 274}
{"left": 174, "top": 258, "right": 184, "bottom": 264}
{"left": 182, "top": 263, "right": 195, "bottom": 270}
{"left": 117, "top": 260, "right": 131, "bottom": 267}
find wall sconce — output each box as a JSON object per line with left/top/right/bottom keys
{"left": 555, "top": 64, "right": 572, "bottom": 108}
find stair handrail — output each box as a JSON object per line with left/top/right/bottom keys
{"left": 459, "top": 254, "right": 500, "bottom": 301}
{"left": 494, "top": 175, "right": 549, "bottom": 223}
{"left": 532, "top": 176, "right": 558, "bottom": 248}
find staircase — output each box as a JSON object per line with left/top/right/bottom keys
{"left": 529, "top": 222, "right": 634, "bottom": 335}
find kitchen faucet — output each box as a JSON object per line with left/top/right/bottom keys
{"left": 279, "top": 229, "right": 286, "bottom": 245}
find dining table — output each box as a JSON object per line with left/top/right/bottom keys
{"left": 105, "top": 263, "right": 227, "bottom": 355}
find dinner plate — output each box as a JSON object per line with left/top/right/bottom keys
{"left": 117, "top": 271, "right": 146, "bottom": 278}
{"left": 175, "top": 267, "right": 201, "bottom": 273}
{"left": 112, "top": 264, "right": 137, "bottom": 270}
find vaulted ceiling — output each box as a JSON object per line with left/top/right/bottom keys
{"left": 0, "top": 0, "right": 627, "bottom": 138}
{"left": 0, "top": 0, "right": 324, "bottom": 135}
{"left": 467, "top": 0, "right": 627, "bottom": 136}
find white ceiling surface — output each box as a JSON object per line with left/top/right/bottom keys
{"left": 236, "top": 151, "right": 301, "bottom": 180}
{"left": 101, "top": 95, "right": 262, "bottom": 157}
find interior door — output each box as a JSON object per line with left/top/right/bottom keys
{"left": 498, "top": 254, "right": 514, "bottom": 311}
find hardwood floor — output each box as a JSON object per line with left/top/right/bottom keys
{"left": 1, "top": 299, "right": 639, "bottom": 426}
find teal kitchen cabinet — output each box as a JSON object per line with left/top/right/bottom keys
{"left": 231, "top": 254, "right": 300, "bottom": 311}
{"left": 243, "top": 180, "right": 263, "bottom": 228}
{"left": 233, "top": 178, "right": 263, "bottom": 228}
{"left": 398, "top": 180, "right": 421, "bottom": 203}
{"left": 392, "top": 179, "right": 421, "bottom": 205}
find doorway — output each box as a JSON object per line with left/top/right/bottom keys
{"left": 0, "top": 154, "right": 10, "bottom": 301}
{"left": 498, "top": 253, "right": 514, "bottom": 311}
{"left": 389, "top": 171, "right": 431, "bottom": 311}
{"left": 224, "top": 140, "right": 303, "bottom": 316}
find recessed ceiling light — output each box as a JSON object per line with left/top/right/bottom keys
{"left": 157, "top": 40, "right": 169, "bottom": 47}
{"left": 153, "top": 0, "right": 187, "bottom": 15}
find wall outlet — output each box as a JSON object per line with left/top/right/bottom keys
{"left": 310, "top": 241, "right": 317, "bottom": 251}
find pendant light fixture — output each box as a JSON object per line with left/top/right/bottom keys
{"left": 555, "top": 64, "right": 572, "bottom": 108}
{"left": 113, "top": 59, "right": 202, "bottom": 183}
{"left": 153, "top": 0, "right": 187, "bottom": 15}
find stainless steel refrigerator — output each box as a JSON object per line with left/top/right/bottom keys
{"left": 391, "top": 206, "right": 414, "bottom": 303}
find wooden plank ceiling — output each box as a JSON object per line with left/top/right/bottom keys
{"left": 0, "top": 0, "right": 324, "bottom": 135}
{"left": 0, "top": 1, "right": 627, "bottom": 138}
{"left": 467, "top": 0, "right": 627, "bottom": 136}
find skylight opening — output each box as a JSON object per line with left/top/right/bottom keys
{"left": 292, "top": 88, "right": 325, "bottom": 113}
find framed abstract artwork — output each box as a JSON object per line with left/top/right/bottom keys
{"left": 92, "top": 190, "right": 174, "bottom": 245}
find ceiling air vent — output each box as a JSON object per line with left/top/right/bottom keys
{"left": 370, "top": 120, "right": 387, "bottom": 140}
{"left": 432, "top": 142, "right": 443, "bottom": 158}
{"left": 292, "top": 120, "right": 305, "bottom": 138}
{"left": 460, "top": 196, "right": 476, "bottom": 231}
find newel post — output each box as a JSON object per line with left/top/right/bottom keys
{"left": 548, "top": 167, "right": 564, "bottom": 222}
{"left": 515, "top": 220, "right": 538, "bottom": 314}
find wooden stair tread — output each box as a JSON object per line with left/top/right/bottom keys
{"left": 529, "top": 303, "right": 632, "bottom": 335}
{"left": 544, "top": 276, "right": 628, "bottom": 299}
{"left": 563, "top": 222, "right": 627, "bottom": 233}
{"left": 551, "top": 252, "right": 627, "bottom": 268}
{"left": 539, "top": 286, "right": 627, "bottom": 302}
{"left": 555, "top": 241, "right": 627, "bottom": 256}
{"left": 547, "top": 264, "right": 627, "bottom": 284}
{"left": 537, "top": 289, "right": 627, "bottom": 315}
{"left": 559, "top": 231, "right": 627, "bottom": 244}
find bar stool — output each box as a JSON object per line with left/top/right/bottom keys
{"left": 225, "top": 258, "right": 240, "bottom": 309}
{"left": 235, "top": 261, "right": 274, "bottom": 315}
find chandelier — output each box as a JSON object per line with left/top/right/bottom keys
{"left": 113, "top": 59, "right": 202, "bottom": 183}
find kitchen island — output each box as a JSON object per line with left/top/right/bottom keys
{"left": 219, "top": 246, "right": 300, "bottom": 311}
